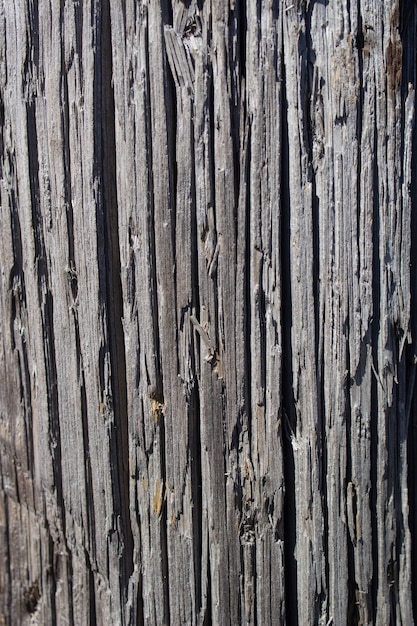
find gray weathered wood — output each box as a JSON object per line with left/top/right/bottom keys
{"left": 0, "top": 1, "right": 416, "bottom": 624}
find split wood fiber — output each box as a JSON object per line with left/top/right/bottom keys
{"left": 0, "top": 1, "right": 416, "bottom": 624}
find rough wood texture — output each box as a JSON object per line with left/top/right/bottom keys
{"left": 0, "top": 1, "right": 416, "bottom": 624}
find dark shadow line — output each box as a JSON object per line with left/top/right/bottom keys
{"left": 280, "top": 41, "right": 298, "bottom": 626}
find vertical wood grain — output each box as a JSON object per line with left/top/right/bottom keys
{"left": 0, "top": 1, "right": 416, "bottom": 624}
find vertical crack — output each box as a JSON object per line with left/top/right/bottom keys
{"left": 94, "top": 0, "right": 134, "bottom": 610}
{"left": 304, "top": 5, "right": 328, "bottom": 615}
{"left": 0, "top": 456, "right": 13, "bottom": 621}
{"left": 27, "top": 98, "right": 65, "bottom": 525}
{"left": 202, "top": 546, "right": 212, "bottom": 626}
{"left": 144, "top": 8, "right": 170, "bottom": 623}
{"left": 189, "top": 142, "right": 203, "bottom": 618}
{"left": 280, "top": 48, "right": 298, "bottom": 626}
{"left": 370, "top": 84, "right": 380, "bottom": 622}
{"left": 405, "top": 4, "right": 417, "bottom": 620}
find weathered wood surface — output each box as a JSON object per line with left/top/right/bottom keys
{"left": 0, "top": 1, "right": 416, "bottom": 624}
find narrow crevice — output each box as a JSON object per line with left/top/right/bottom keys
{"left": 42, "top": 290, "right": 65, "bottom": 512}
{"left": 162, "top": 0, "right": 177, "bottom": 284}
{"left": 351, "top": 11, "right": 364, "bottom": 622}
{"left": 158, "top": 409, "right": 171, "bottom": 626}
{"left": 345, "top": 334, "right": 359, "bottom": 625}
{"left": 66, "top": 548, "right": 75, "bottom": 626}
{"left": 73, "top": 0, "right": 83, "bottom": 84}
{"left": 80, "top": 368, "right": 97, "bottom": 564}
{"left": 136, "top": 568, "right": 145, "bottom": 626}
{"left": 130, "top": 430, "right": 145, "bottom": 626}
{"left": 164, "top": 18, "right": 178, "bottom": 336}
{"left": 229, "top": 3, "right": 244, "bottom": 211}
{"left": 161, "top": 0, "right": 173, "bottom": 29}
{"left": 8, "top": 185, "right": 25, "bottom": 305}
{"left": 254, "top": 262, "right": 267, "bottom": 436}
{"left": 95, "top": 0, "right": 134, "bottom": 608}
{"left": 20, "top": 345, "right": 34, "bottom": 472}
{"left": 356, "top": 5, "right": 364, "bottom": 252}
{"left": 304, "top": 6, "right": 328, "bottom": 606}
{"left": 251, "top": 545, "right": 257, "bottom": 626}
{"left": 189, "top": 109, "right": 203, "bottom": 615}
{"left": 24, "top": 0, "right": 40, "bottom": 94}
{"left": 0, "top": 458, "right": 13, "bottom": 622}
{"left": 302, "top": 26, "right": 330, "bottom": 617}
{"left": 9, "top": 197, "right": 34, "bottom": 472}
{"left": 406, "top": 6, "right": 417, "bottom": 619}
{"left": 47, "top": 528, "right": 57, "bottom": 623}
{"left": 60, "top": 45, "right": 76, "bottom": 280}
{"left": 208, "top": 59, "right": 221, "bottom": 355}
{"left": 243, "top": 115, "right": 253, "bottom": 460}
{"left": 88, "top": 554, "right": 97, "bottom": 626}
{"left": 26, "top": 99, "right": 44, "bottom": 282}
{"left": 144, "top": 13, "right": 171, "bottom": 625}
{"left": 408, "top": 366, "right": 417, "bottom": 623}
{"left": 142, "top": 77, "right": 172, "bottom": 626}
{"left": 370, "top": 96, "right": 380, "bottom": 623}
{"left": 27, "top": 99, "right": 66, "bottom": 544}
{"left": 203, "top": 547, "right": 212, "bottom": 626}
{"left": 144, "top": 25, "right": 164, "bottom": 401}
{"left": 305, "top": 0, "right": 321, "bottom": 371}
{"left": 280, "top": 51, "right": 298, "bottom": 626}
{"left": 0, "top": 90, "right": 4, "bottom": 173}
{"left": 189, "top": 380, "right": 203, "bottom": 615}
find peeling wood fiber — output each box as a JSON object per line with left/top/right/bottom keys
{"left": 0, "top": 1, "right": 416, "bottom": 625}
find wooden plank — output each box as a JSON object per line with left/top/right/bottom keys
{"left": 0, "top": 1, "right": 416, "bottom": 624}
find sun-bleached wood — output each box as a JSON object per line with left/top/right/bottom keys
{"left": 0, "top": 1, "right": 416, "bottom": 624}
